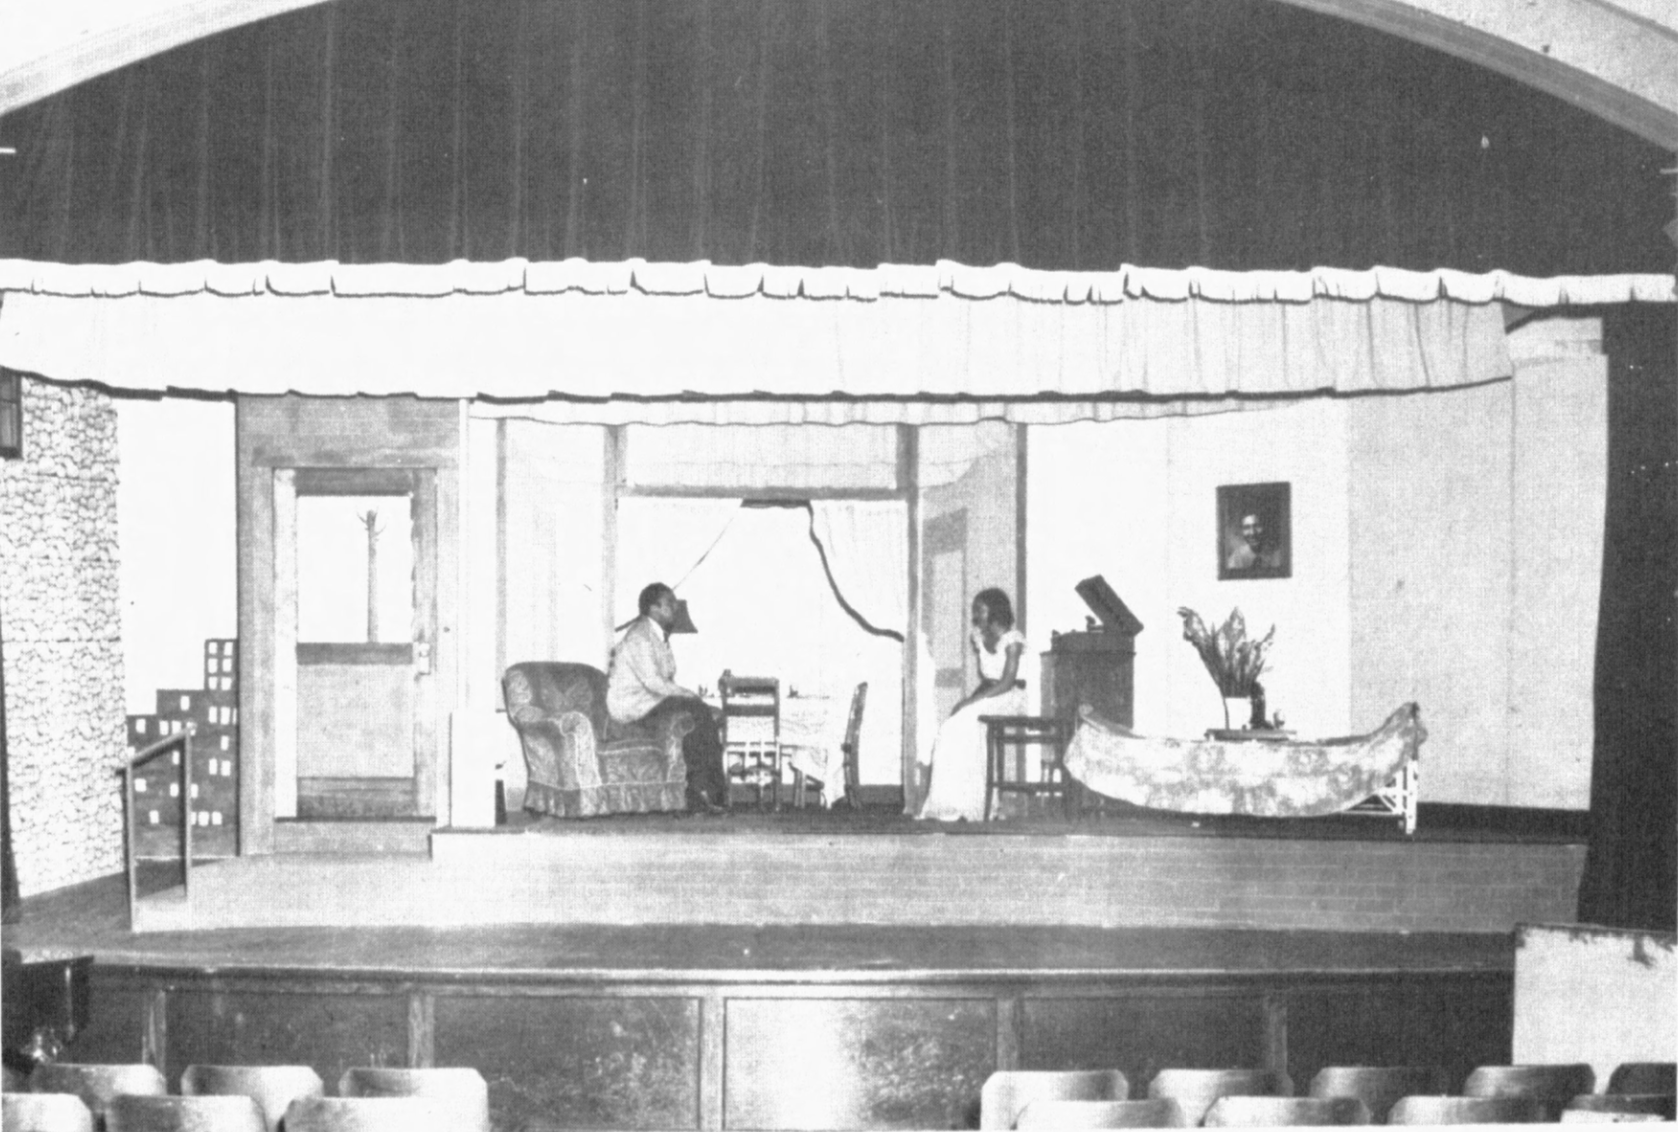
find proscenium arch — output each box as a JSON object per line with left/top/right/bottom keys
{"left": 1, "top": 0, "right": 1675, "bottom": 147}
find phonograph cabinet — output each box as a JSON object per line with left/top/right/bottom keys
{"left": 1040, "top": 575, "right": 1143, "bottom": 726}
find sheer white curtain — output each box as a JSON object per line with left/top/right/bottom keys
{"left": 613, "top": 496, "right": 744, "bottom": 628}
{"left": 808, "top": 501, "right": 908, "bottom": 639}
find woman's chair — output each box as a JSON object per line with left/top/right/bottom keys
{"left": 1309, "top": 1066, "right": 1447, "bottom": 1123}
{"left": 1388, "top": 1095, "right": 1544, "bottom": 1124}
{"left": 28, "top": 1063, "right": 167, "bottom": 1125}
{"left": 502, "top": 662, "right": 693, "bottom": 818}
{"left": 1016, "top": 1098, "right": 1190, "bottom": 1129}
{"left": 2, "top": 1092, "right": 96, "bottom": 1132}
{"left": 980, "top": 1069, "right": 1129, "bottom": 1129}
{"left": 181, "top": 1065, "right": 324, "bottom": 1132}
{"left": 1147, "top": 1069, "right": 1292, "bottom": 1127}
{"left": 1204, "top": 1096, "right": 1372, "bottom": 1126}
{"left": 337, "top": 1067, "right": 488, "bottom": 1132}
{"left": 105, "top": 1094, "right": 267, "bottom": 1132}
{"left": 1464, "top": 1063, "right": 1597, "bottom": 1121}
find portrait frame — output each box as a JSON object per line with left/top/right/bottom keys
{"left": 1217, "top": 482, "right": 1291, "bottom": 580}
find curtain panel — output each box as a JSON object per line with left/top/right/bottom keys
{"left": 809, "top": 501, "right": 908, "bottom": 642}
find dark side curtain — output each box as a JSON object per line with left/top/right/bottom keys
{"left": 1577, "top": 305, "right": 1678, "bottom": 933}
{"left": 0, "top": 0, "right": 1670, "bottom": 275}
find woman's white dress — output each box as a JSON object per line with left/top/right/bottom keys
{"left": 915, "top": 627, "right": 1027, "bottom": 822}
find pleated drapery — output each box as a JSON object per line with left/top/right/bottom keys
{"left": 1, "top": 0, "right": 1669, "bottom": 278}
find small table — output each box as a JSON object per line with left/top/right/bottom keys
{"left": 980, "top": 715, "right": 1075, "bottom": 821}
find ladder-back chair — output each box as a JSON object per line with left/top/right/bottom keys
{"left": 720, "top": 672, "right": 782, "bottom": 809}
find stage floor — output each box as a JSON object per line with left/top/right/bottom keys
{"left": 4, "top": 867, "right": 1513, "bottom": 980}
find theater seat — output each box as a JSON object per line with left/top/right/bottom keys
{"left": 28, "top": 1063, "right": 166, "bottom": 1124}
{"left": 1203, "top": 1095, "right": 1371, "bottom": 1126}
{"left": 1388, "top": 1095, "right": 1545, "bottom": 1124}
{"left": 1309, "top": 1066, "right": 1447, "bottom": 1123}
{"left": 105, "top": 1093, "right": 267, "bottom": 1132}
{"left": 981, "top": 1069, "right": 1129, "bottom": 1129}
{"left": 1563, "top": 1094, "right": 1677, "bottom": 1122}
{"left": 1147, "top": 1068, "right": 1292, "bottom": 1127}
{"left": 1015, "top": 1098, "right": 1190, "bottom": 1128}
{"left": 1607, "top": 1063, "right": 1676, "bottom": 1097}
{"left": 181, "top": 1064, "right": 325, "bottom": 1132}
{"left": 282, "top": 1096, "right": 460, "bottom": 1132}
{"left": 1464, "top": 1063, "right": 1597, "bottom": 1121}
{"left": 1, "top": 1091, "right": 95, "bottom": 1132}
{"left": 337, "top": 1067, "right": 488, "bottom": 1132}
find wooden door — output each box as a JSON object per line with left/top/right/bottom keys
{"left": 278, "top": 468, "right": 438, "bottom": 819}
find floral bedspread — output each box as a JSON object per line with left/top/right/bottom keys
{"left": 1064, "top": 703, "right": 1424, "bottom": 819}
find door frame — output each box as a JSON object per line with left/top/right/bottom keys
{"left": 236, "top": 396, "right": 459, "bottom": 854}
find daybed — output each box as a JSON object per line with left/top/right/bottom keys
{"left": 1063, "top": 702, "right": 1424, "bottom": 833}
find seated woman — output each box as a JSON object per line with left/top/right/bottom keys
{"left": 916, "top": 587, "right": 1026, "bottom": 822}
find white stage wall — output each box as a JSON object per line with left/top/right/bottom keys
{"left": 114, "top": 325, "right": 1604, "bottom": 810}
{"left": 1024, "top": 319, "right": 1605, "bottom": 809}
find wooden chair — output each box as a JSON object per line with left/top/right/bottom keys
{"left": 2, "top": 1092, "right": 96, "bottom": 1132}
{"left": 1016, "top": 1098, "right": 1190, "bottom": 1129}
{"left": 981, "top": 715, "right": 1074, "bottom": 820}
{"left": 282, "top": 1096, "right": 460, "bottom": 1132}
{"left": 1563, "top": 1093, "right": 1677, "bottom": 1121}
{"left": 980, "top": 1069, "right": 1129, "bottom": 1129}
{"left": 1204, "top": 1095, "right": 1372, "bottom": 1126}
{"left": 1388, "top": 1095, "right": 1545, "bottom": 1124}
{"left": 719, "top": 672, "right": 782, "bottom": 809}
{"left": 105, "top": 1094, "right": 267, "bottom": 1132}
{"left": 1146, "top": 1068, "right": 1292, "bottom": 1127}
{"left": 181, "top": 1065, "right": 325, "bottom": 1132}
{"left": 1464, "top": 1063, "right": 1597, "bottom": 1120}
{"left": 839, "top": 681, "right": 866, "bottom": 809}
{"left": 784, "top": 684, "right": 864, "bottom": 810}
{"left": 337, "top": 1067, "right": 488, "bottom": 1132}
{"left": 28, "top": 1063, "right": 167, "bottom": 1123}
{"left": 1309, "top": 1066, "right": 1447, "bottom": 1123}
{"left": 1607, "top": 1063, "right": 1676, "bottom": 1096}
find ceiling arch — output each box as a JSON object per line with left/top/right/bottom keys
{"left": 2, "top": 0, "right": 1675, "bottom": 146}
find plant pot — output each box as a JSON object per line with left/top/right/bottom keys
{"left": 1222, "top": 696, "right": 1251, "bottom": 730}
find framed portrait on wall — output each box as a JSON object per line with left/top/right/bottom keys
{"left": 1217, "top": 482, "right": 1291, "bottom": 580}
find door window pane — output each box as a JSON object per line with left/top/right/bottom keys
{"left": 297, "top": 494, "right": 414, "bottom": 643}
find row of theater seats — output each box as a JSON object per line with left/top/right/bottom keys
{"left": 980, "top": 1063, "right": 1678, "bottom": 1129}
{"left": 4, "top": 1059, "right": 1672, "bottom": 1131}
{"left": 2, "top": 1064, "right": 488, "bottom": 1132}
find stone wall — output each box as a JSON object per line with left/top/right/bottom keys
{"left": 1, "top": 377, "right": 126, "bottom": 895}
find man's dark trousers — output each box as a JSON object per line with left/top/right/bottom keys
{"left": 643, "top": 696, "right": 728, "bottom": 810}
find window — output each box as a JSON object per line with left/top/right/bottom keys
{"left": 0, "top": 370, "right": 20, "bottom": 459}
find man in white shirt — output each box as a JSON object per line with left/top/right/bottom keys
{"left": 606, "top": 582, "right": 729, "bottom": 813}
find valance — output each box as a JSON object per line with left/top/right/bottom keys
{"left": 1, "top": 259, "right": 1661, "bottom": 423}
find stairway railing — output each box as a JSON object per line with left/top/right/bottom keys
{"left": 120, "top": 723, "right": 195, "bottom": 929}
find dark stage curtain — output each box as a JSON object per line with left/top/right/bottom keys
{"left": 0, "top": 0, "right": 1669, "bottom": 275}
{"left": 1578, "top": 305, "right": 1678, "bottom": 933}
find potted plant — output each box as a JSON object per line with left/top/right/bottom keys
{"left": 1177, "top": 606, "right": 1275, "bottom": 729}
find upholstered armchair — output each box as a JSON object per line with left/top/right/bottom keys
{"left": 502, "top": 662, "right": 694, "bottom": 817}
